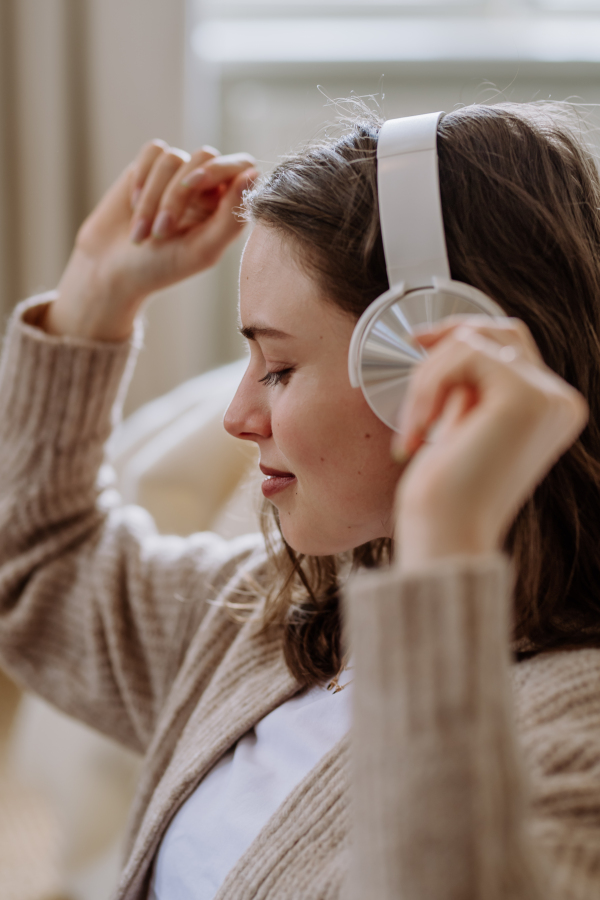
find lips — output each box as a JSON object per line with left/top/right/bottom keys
{"left": 260, "top": 463, "right": 296, "bottom": 499}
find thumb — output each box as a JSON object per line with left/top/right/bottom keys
{"left": 429, "top": 385, "right": 476, "bottom": 444}
{"left": 192, "top": 168, "right": 259, "bottom": 265}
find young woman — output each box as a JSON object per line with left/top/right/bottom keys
{"left": 0, "top": 101, "right": 599, "bottom": 900}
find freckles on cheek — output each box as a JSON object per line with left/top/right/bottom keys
{"left": 274, "top": 413, "right": 334, "bottom": 475}
{"left": 274, "top": 397, "right": 385, "bottom": 482}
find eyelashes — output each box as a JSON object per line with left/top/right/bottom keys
{"left": 258, "top": 367, "right": 294, "bottom": 387}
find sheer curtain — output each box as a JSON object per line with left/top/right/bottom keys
{"left": 0, "top": 0, "right": 222, "bottom": 416}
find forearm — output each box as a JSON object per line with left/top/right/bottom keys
{"left": 345, "top": 555, "right": 546, "bottom": 900}
{"left": 0, "top": 298, "right": 260, "bottom": 750}
{"left": 47, "top": 249, "right": 144, "bottom": 341}
{"left": 0, "top": 296, "right": 147, "bottom": 746}
{"left": 0, "top": 295, "right": 136, "bottom": 506}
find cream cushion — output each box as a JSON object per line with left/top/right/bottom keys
{"left": 110, "top": 356, "right": 259, "bottom": 537}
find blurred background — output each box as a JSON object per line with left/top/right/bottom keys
{"left": 1, "top": 0, "right": 600, "bottom": 898}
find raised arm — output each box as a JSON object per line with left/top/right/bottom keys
{"left": 47, "top": 141, "right": 257, "bottom": 341}
{"left": 0, "top": 142, "right": 260, "bottom": 753}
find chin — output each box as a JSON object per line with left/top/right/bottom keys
{"left": 279, "top": 522, "right": 372, "bottom": 558}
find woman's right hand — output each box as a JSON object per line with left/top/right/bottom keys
{"left": 46, "top": 141, "right": 258, "bottom": 341}
{"left": 392, "top": 316, "right": 588, "bottom": 570}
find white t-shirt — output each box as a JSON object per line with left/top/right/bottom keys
{"left": 149, "top": 679, "right": 352, "bottom": 900}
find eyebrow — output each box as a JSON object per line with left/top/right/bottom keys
{"left": 239, "top": 325, "right": 293, "bottom": 341}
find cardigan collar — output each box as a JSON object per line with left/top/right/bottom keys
{"left": 117, "top": 609, "right": 300, "bottom": 899}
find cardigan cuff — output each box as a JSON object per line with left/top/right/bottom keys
{"left": 344, "top": 553, "right": 524, "bottom": 900}
{"left": 0, "top": 293, "right": 142, "bottom": 453}
{"left": 345, "top": 552, "right": 513, "bottom": 730}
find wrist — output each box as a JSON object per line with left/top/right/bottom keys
{"left": 396, "top": 506, "right": 498, "bottom": 573}
{"left": 50, "top": 249, "right": 145, "bottom": 341}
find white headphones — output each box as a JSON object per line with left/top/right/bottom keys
{"left": 348, "top": 111, "right": 505, "bottom": 432}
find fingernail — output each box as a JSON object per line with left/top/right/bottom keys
{"left": 130, "top": 217, "right": 150, "bottom": 244}
{"left": 181, "top": 167, "right": 206, "bottom": 188}
{"left": 152, "top": 210, "right": 174, "bottom": 239}
{"left": 130, "top": 187, "right": 141, "bottom": 210}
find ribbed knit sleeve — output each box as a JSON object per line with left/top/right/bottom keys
{"left": 0, "top": 297, "right": 262, "bottom": 753}
{"left": 345, "top": 555, "right": 548, "bottom": 900}
{"left": 0, "top": 295, "right": 138, "bottom": 492}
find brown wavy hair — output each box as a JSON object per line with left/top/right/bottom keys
{"left": 243, "top": 100, "right": 600, "bottom": 687}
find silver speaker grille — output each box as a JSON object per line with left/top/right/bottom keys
{"left": 351, "top": 280, "right": 506, "bottom": 431}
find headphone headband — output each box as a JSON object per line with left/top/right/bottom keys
{"left": 348, "top": 110, "right": 505, "bottom": 430}
{"left": 377, "top": 111, "right": 450, "bottom": 291}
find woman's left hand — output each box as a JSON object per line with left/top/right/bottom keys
{"left": 49, "top": 143, "right": 258, "bottom": 341}
{"left": 393, "top": 316, "right": 588, "bottom": 571}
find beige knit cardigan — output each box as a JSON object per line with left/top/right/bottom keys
{"left": 0, "top": 298, "right": 600, "bottom": 900}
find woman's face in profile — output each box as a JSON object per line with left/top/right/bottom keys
{"left": 224, "top": 225, "right": 401, "bottom": 556}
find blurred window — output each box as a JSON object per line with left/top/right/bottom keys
{"left": 187, "top": 0, "right": 600, "bottom": 363}
{"left": 199, "top": 0, "right": 600, "bottom": 17}
{"left": 193, "top": 0, "right": 600, "bottom": 64}
{"left": 203, "top": 0, "right": 484, "bottom": 14}
{"left": 534, "top": 1, "right": 600, "bottom": 10}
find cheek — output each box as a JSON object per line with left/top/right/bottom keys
{"left": 274, "top": 388, "right": 397, "bottom": 496}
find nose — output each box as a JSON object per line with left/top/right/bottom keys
{"left": 224, "top": 369, "right": 272, "bottom": 442}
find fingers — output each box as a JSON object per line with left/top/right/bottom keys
{"left": 182, "top": 152, "right": 257, "bottom": 190}
{"left": 149, "top": 145, "right": 221, "bottom": 238}
{"left": 129, "top": 144, "right": 192, "bottom": 244}
{"left": 186, "top": 168, "right": 258, "bottom": 267}
{"left": 414, "top": 315, "right": 543, "bottom": 366}
{"left": 399, "top": 328, "right": 533, "bottom": 454}
{"left": 400, "top": 324, "right": 586, "bottom": 458}
{"left": 427, "top": 384, "right": 477, "bottom": 445}
{"left": 127, "top": 142, "right": 256, "bottom": 244}
{"left": 129, "top": 142, "right": 219, "bottom": 211}
{"left": 129, "top": 140, "right": 169, "bottom": 211}
{"left": 152, "top": 152, "right": 257, "bottom": 240}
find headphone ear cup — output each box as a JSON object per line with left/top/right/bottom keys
{"left": 350, "top": 279, "right": 506, "bottom": 433}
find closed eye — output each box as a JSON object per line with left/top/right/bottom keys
{"left": 259, "top": 368, "right": 294, "bottom": 387}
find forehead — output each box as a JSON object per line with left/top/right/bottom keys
{"left": 239, "top": 225, "right": 354, "bottom": 340}
{"left": 239, "top": 226, "right": 317, "bottom": 326}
